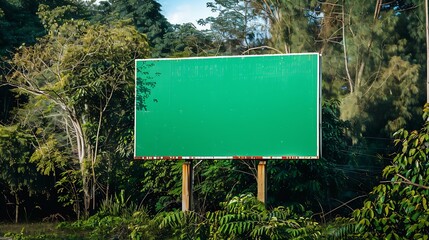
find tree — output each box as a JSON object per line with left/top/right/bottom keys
{"left": 0, "top": 0, "right": 43, "bottom": 56}
{"left": 162, "top": 23, "right": 221, "bottom": 57}
{"left": 0, "top": 0, "right": 90, "bottom": 125}
{"left": 0, "top": 124, "right": 45, "bottom": 223}
{"left": 334, "top": 1, "right": 422, "bottom": 138}
{"left": 91, "top": 0, "right": 171, "bottom": 57}
{"left": 6, "top": 8, "right": 150, "bottom": 217}
{"left": 0, "top": 0, "right": 44, "bottom": 126}
{"left": 199, "top": 0, "right": 268, "bottom": 55}
{"left": 251, "top": 0, "right": 318, "bottom": 54}
{"left": 249, "top": 1, "right": 424, "bottom": 138}
{"left": 0, "top": 0, "right": 89, "bottom": 55}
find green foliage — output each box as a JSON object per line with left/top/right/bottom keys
{"left": 160, "top": 210, "right": 203, "bottom": 239}
{"left": 352, "top": 104, "right": 429, "bottom": 239}
{"left": 252, "top": 0, "right": 317, "bottom": 53}
{"left": 97, "top": 190, "right": 140, "bottom": 217}
{"left": 0, "top": 0, "right": 88, "bottom": 56}
{"left": 57, "top": 191, "right": 167, "bottom": 240}
{"left": 0, "top": 0, "right": 43, "bottom": 55}
{"left": 128, "top": 211, "right": 170, "bottom": 240}
{"left": 163, "top": 23, "right": 219, "bottom": 57}
{"left": 0, "top": 124, "right": 49, "bottom": 223}
{"left": 199, "top": 0, "right": 267, "bottom": 54}
{"left": 91, "top": 0, "right": 171, "bottom": 57}
{"left": 3, "top": 231, "right": 84, "bottom": 240}
{"left": 319, "top": 217, "right": 359, "bottom": 240}
{"left": 341, "top": 55, "right": 422, "bottom": 137}
{"left": 322, "top": 100, "right": 351, "bottom": 160}
{"left": 161, "top": 193, "right": 320, "bottom": 239}
{"left": 0, "top": 222, "right": 92, "bottom": 239}
{"left": 321, "top": 1, "right": 425, "bottom": 138}
{"left": 193, "top": 160, "right": 256, "bottom": 213}
{"left": 55, "top": 169, "right": 82, "bottom": 217}
{"left": 139, "top": 160, "right": 183, "bottom": 212}
{"left": 6, "top": 14, "right": 151, "bottom": 216}
{"left": 30, "top": 135, "right": 68, "bottom": 176}
{"left": 37, "top": 4, "right": 78, "bottom": 31}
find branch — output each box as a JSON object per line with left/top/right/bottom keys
{"left": 342, "top": 0, "right": 354, "bottom": 93}
{"left": 395, "top": 173, "right": 429, "bottom": 190}
{"left": 331, "top": 198, "right": 354, "bottom": 211}
{"left": 319, "top": 1, "right": 343, "bottom": 7}
{"left": 318, "top": 195, "right": 367, "bottom": 217}
{"left": 374, "top": 0, "right": 382, "bottom": 20}
{"left": 238, "top": 160, "right": 258, "bottom": 179}
{"left": 241, "top": 45, "right": 284, "bottom": 55}
{"left": 218, "top": 167, "right": 255, "bottom": 177}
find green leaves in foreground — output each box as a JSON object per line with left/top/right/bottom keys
{"left": 352, "top": 104, "right": 429, "bottom": 239}
{"left": 160, "top": 193, "right": 320, "bottom": 240}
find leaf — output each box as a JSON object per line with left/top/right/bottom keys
{"left": 384, "top": 206, "right": 389, "bottom": 216}
{"left": 369, "top": 209, "right": 374, "bottom": 219}
{"left": 409, "top": 148, "right": 416, "bottom": 156}
{"left": 411, "top": 212, "right": 420, "bottom": 221}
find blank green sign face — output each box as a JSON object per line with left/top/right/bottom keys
{"left": 135, "top": 54, "right": 320, "bottom": 160}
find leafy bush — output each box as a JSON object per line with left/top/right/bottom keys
{"left": 58, "top": 190, "right": 167, "bottom": 239}
{"left": 319, "top": 217, "right": 359, "bottom": 240}
{"left": 351, "top": 104, "right": 429, "bottom": 239}
{"left": 161, "top": 193, "right": 321, "bottom": 239}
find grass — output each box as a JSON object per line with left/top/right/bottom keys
{"left": 0, "top": 222, "right": 88, "bottom": 239}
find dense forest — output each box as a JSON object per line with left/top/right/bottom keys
{"left": 0, "top": 0, "right": 428, "bottom": 239}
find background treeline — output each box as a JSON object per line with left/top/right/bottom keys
{"left": 0, "top": 0, "right": 428, "bottom": 239}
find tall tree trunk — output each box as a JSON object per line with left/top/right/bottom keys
{"left": 425, "top": 0, "right": 429, "bottom": 103}
{"left": 14, "top": 192, "right": 19, "bottom": 223}
{"left": 70, "top": 113, "right": 91, "bottom": 217}
{"left": 342, "top": 0, "right": 354, "bottom": 93}
{"left": 106, "top": 156, "right": 111, "bottom": 202}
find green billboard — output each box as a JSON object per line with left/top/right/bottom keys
{"left": 135, "top": 53, "right": 321, "bottom": 160}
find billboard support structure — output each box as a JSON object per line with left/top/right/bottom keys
{"left": 182, "top": 160, "right": 193, "bottom": 211}
{"left": 257, "top": 161, "right": 267, "bottom": 203}
{"left": 183, "top": 160, "right": 267, "bottom": 210}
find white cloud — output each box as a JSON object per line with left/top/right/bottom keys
{"left": 168, "top": 4, "right": 193, "bottom": 24}
{"left": 161, "top": 0, "right": 215, "bottom": 30}
{"left": 91, "top": 0, "right": 216, "bottom": 30}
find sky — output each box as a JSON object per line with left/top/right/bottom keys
{"left": 157, "top": 0, "right": 215, "bottom": 30}
{"left": 92, "top": 0, "right": 216, "bottom": 30}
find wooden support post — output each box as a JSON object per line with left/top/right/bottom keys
{"left": 182, "top": 160, "right": 193, "bottom": 211}
{"left": 257, "top": 160, "right": 267, "bottom": 204}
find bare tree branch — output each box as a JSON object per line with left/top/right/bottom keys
{"left": 242, "top": 45, "right": 284, "bottom": 54}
